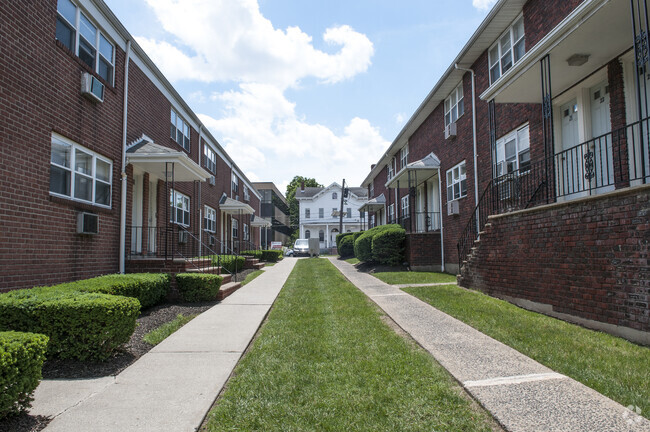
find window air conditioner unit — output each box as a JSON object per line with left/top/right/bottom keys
{"left": 208, "top": 175, "right": 215, "bottom": 186}
{"left": 81, "top": 72, "right": 104, "bottom": 103}
{"left": 444, "top": 122, "right": 457, "bottom": 140}
{"left": 178, "top": 230, "right": 189, "bottom": 244}
{"left": 447, "top": 200, "right": 459, "bottom": 216}
{"left": 77, "top": 212, "right": 99, "bottom": 234}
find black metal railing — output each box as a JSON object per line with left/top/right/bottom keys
{"left": 397, "top": 212, "right": 442, "bottom": 233}
{"left": 457, "top": 117, "right": 650, "bottom": 271}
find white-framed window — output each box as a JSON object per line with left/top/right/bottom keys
{"left": 444, "top": 82, "right": 464, "bottom": 127}
{"left": 243, "top": 223, "right": 249, "bottom": 241}
{"left": 243, "top": 185, "right": 250, "bottom": 201}
{"left": 319, "top": 230, "right": 325, "bottom": 242}
{"left": 332, "top": 192, "right": 338, "bottom": 199}
{"left": 170, "top": 190, "right": 190, "bottom": 226}
{"left": 489, "top": 15, "right": 525, "bottom": 84}
{"left": 56, "top": 0, "right": 115, "bottom": 85}
{"left": 50, "top": 133, "right": 112, "bottom": 207}
{"left": 203, "top": 144, "right": 216, "bottom": 173}
{"left": 370, "top": 214, "right": 375, "bottom": 227}
{"left": 387, "top": 157, "right": 396, "bottom": 180}
{"left": 401, "top": 195, "right": 409, "bottom": 217}
{"left": 170, "top": 109, "right": 190, "bottom": 151}
{"left": 232, "top": 218, "right": 239, "bottom": 238}
{"left": 204, "top": 205, "right": 216, "bottom": 232}
{"left": 346, "top": 208, "right": 352, "bottom": 218}
{"left": 305, "top": 229, "right": 311, "bottom": 239}
{"left": 369, "top": 182, "right": 374, "bottom": 197}
{"left": 400, "top": 144, "right": 409, "bottom": 169}
{"left": 319, "top": 208, "right": 324, "bottom": 218}
{"left": 332, "top": 207, "right": 337, "bottom": 216}
{"left": 446, "top": 161, "right": 467, "bottom": 201}
{"left": 495, "top": 124, "right": 531, "bottom": 176}
{"left": 388, "top": 203, "right": 395, "bottom": 222}
{"left": 231, "top": 174, "right": 239, "bottom": 195}
{"left": 305, "top": 208, "right": 310, "bottom": 219}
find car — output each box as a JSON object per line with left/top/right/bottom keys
{"left": 293, "top": 239, "right": 309, "bottom": 257}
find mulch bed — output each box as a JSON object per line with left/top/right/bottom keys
{"left": 1, "top": 269, "right": 256, "bottom": 432}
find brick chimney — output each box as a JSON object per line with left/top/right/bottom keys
{"left": 300, "top": 181, "right": 305, "bottom": 192}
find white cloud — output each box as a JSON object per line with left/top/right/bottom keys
{"left": 472, "top": 0, "right": 497, "bottom": 11}
{"left": 394, "top": 113, "right": 406, "bottom": 124}
{"left": 198, "top": 84, "right": 389, "bottom": 187}
{"left": 138, "top": 0, "right": 374, "bottom": 88}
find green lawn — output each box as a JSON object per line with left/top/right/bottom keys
{"left": 344, "top": 257, "right": 359, "bottom": 264}
{"left": 373, "top": 271, "right": 457, "bottom": 285}
{"left": 264, "top": 262, "right": 276, "bottom": 267}
{"left": 143, "top": 313, "right": 198, "bottom": 346}
{"left": 241, "top": 269, "right": 264, "bottom": 286}
{"left": 203, "top": 259, "right": 497, "bottom": 431}
{"left": 405, "top": 284, "right": 650, "bottom": 419}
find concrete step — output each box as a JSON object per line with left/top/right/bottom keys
{"left": 216, "top": 281, "right": 242, "bottom": 300}
{"left": 252, "top": 262, "right": 265, "bottom": 270}
{"left": 184, "top": 265, "right": 222, "bottom": 274}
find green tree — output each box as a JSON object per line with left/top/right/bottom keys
{"left": 285, "top": 176, "right": 322, "bottom": 242}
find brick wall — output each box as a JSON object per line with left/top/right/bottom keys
{"left": 406, "top": 233, "right": 442, "bottom": 270}
{"left": 523, "top": 0, "right": 584, "bottom": 50}
{"left": 459, "top": 185, "right": 650, "bottom": 336}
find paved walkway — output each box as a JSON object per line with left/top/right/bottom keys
{"left": 30, "top": 258, "right": 297, "bottom": 432}
{"left": 328, "top": 257, "right": 650, "bottom": 432}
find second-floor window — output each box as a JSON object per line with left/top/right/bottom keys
{"left": 446, "top": 161, "right": 467, "bottom": 201}
{"left": 319, "top": 208, "right": 324, "bottom": 218}
{"left": 203, "top": 144, "right": 216, "bottom": 173}
{"left": 346, "top": 208, "right": 352, "bottom": 218}
{"left": 204, "top": 205, "right": 216, "bottom": 232}
{"left": 305, "top": 208, "right": 310, "bottom": 219}
{"left": 489, "top": 15, "right": 525, "bottom": 84}
{"left": 170, "top": 190, "right": 190, "bottom": 226}
{"left": 332, "top": 192, "right": 338, "bottom": 199}
{"left": 400, "top": 145, "right": 409, "bottom": 169}
{"left": 401, "top": 195, "right": 409, "bottom": 217}
{"left": 387, "top": 157, "right": 396, "bottom": 180}
{"left": 445, "top": 82, "right": 464, "bottom": 127}
{"left": 369, "top": 182, "right": 374, "bottom": 197}
{"left": 171, "top": 109, "right": 190, "bottom": 151}
{"left": 243, "top": 185, "right": 250, "bottom": 201}
{"left": 56, "top": 0, "right": 115, "bottom": 85}
{"left": 232, "top": 174, "right": 239, "bottom": 195}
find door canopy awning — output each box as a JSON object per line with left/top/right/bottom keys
{"left": 219, "top": 196, "right": 255, "bottom": 215}
{"left": 359, "top": 193, "right": 386, "bottom": 213}
{"left": 126, "top": 138, "right": 211, "bottom": 182}
{"left": 250, "top": 215, "right": 272, "bottom": 227}
{"left": 386, "top": 152, "right": 441, "bottom": 188}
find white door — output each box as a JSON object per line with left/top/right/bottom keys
{"left": 557, "top": 99, "right": 584, "bottom": 197}
{"left": 590, "top": 82, "right": 614, "bottom": 193}
{"left": 131, "top": 174, "right": 143, "bottom": 254}
{"left": 147, "top": 179, "right": 157, "bottom": 254}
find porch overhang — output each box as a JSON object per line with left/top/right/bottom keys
{"left": 480, "top": 0, "right": 631, "bottom": 103}
{"left": 250, "top": 216, "right": 272, "bottom": 227}
{"left": 359, "top": 193, "right": 386, "bottom": 213}
{"left": 386, "top": 152, "right": 441, "bottom": 189}
{"left": 126, "top": 139, "right": 210, "bottom": 182}
{"left": 219, "top": 197, "right": 255, "bottom": 215}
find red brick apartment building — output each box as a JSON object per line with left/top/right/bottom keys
{"left": 360, "top": 0, "right": 649, "bottom": 344}
{"left": 0, "top": 0, "right": 267, "bottom": 291}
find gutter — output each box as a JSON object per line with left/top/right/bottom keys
{"left": 119, "top": 39, "right": 131, "bottom": 274}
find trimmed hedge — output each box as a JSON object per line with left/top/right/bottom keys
{"left": 261, "top": 250, "right": 282, "bottom": 262}
{"left": 0, "top": 331, "right": 49, "bottom": 418}
{"left": 354, "top": 225, "right": 402, "bottom": 263}
{"left": 175, "top": 273, "right": 224, "bottom": 302}
{"left": 241, "top": 250, "right": 262, "bottom": 259}
{"left": 55, "top": 273, "right": 170, "bottom": 309}
{"left": 211, "top": 255, "right": 246, "bottom": 274}
{"left": 0, "top": 287, "right": 139, "bottom": 361}
{"left": 372, "top": 226, "right": 406, "bottom": 266}
{"left": 338, "top": 235, "right": 355, "bottom": 258}
{"left": 336, "top": 232, "right": 354, "bottom": 250}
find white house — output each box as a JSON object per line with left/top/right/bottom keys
{"left": 295, "top": 183, "right": 368, "bottom": 250}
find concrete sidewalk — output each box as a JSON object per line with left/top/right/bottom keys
{"left": 30, "top": 258, "right": 297, "bottom": 432}
{"left": 328, "top": 257, "right": 650, "bottom": 432}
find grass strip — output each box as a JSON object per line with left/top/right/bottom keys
{"left": 344, "top": 257, "right": 360, "bottom": 264}
{"left": 143, "top": 313, "right": 198, "bottom": 346}
{"left": 405, "top": 284, "right": 650, "bottom": 419}
{"left": 203, "top": 259, "right": 496, "bottom": 431}
{"left": 241, "top": 270, "right": 264, "bottom": 286}
{"left": 373, "top": 271, "right": 456, "bottom": 285}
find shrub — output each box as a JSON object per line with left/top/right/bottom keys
{"left": 336, "top": 232, "right": 354, "bottom": 250}
{"left": 339, "top": 235, "right": 355, "bottom": 258}
{"left": 354, "top": 225, "right": 402, "bottom": 263}
{"left": 212, "top": 255, "right": 246, "bottom": 274}
{"left": 0, "top": 331, "right": 49, "bottom": 419}
{"left": 175, "top": 273, "right": 223, "bottom": 302}
{"left": 372, "top": 227, "right": 406, "bottom": 266}
{"left": 352, "top": 231, "right": 364, "bottom": 241}
{"left": 241, "top": 250, "right": 262, "bottom": 260}
{"left": 0, "top": 287, "right": 139, "bottom": 361}
{"left": 260, "top": 250, "right": 282, "bottom": 262}
{"left": 56, "top": 273, "right": 170, "bottom": 309}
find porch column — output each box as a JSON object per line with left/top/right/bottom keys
{"left": 540, "top": 54, "right": 556, "bottom": 203}
{"left": 631, "top": 0, "right": 649, "bottom": 182}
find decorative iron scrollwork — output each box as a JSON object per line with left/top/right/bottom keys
{"left": 636, "top": 30, "right": 649, "bottom": 66}
{"left": 584, "top": 151, "right": 595, "bottom": 181}
{"left": 409, "top": 186, "right": 416, "bottom": 197}
{"left": 542, "top": 94, "right": 553, "bottom": 119}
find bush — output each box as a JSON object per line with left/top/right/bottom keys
{"left": 241, "top": 250, "right": 262, "bottom": 260}
{"left": 0, "top": 287, "right": 139, "bottom": 361}
{"left": 260, "top": 250, "right": 282, "bottom": 262}
{"left": 175, "top": 273, "right": 223, "bottom": 302}
{"left": 0, "top": 331, "right": 49, "bottom": 418}
{"left": 56, "top": 273, "right": 170, "bottom": 309}
{"left": 372, "top": 227, "right": 406, "bottom": 266}
{"left": 352, "top": 231, "right": 364, "bottom": 241}
{"left": 339, "top": 235, "right": 355, "bottom": 258}
{"left": 211, "top": 255, "right": 246, "bottom": 274}
{"left": 354, "top": 225, "right": 402, "bottom": 263}
{"left": 336, "top": 232, "right": 354, "bottom": 250}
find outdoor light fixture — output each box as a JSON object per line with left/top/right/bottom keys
{"left": 567, "top": 54, "right": 590, "bottom": 67}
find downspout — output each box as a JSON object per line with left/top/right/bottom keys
{"left": 455, "top": 64, "right": 480, "bottom": 231}
{"left": 119, "top": 40, "right": 132, "bottom": 274}
{"left": 437, "top": 169, "right": 445, "bottom": 273}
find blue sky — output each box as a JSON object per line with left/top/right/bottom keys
{"left": 104, "top": 0, "right": 496, "bottom": 193}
